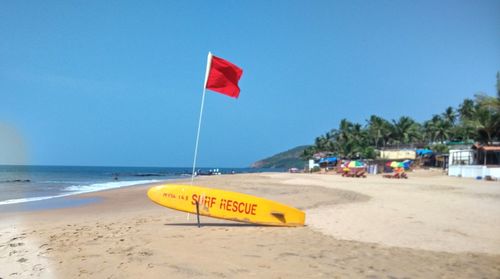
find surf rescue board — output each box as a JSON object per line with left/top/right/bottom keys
{"left": 147, "top": 184, "right": 305, "bottom": 226}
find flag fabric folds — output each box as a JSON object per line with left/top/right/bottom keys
{"left": 205, "top": 54, "right": 243, "bottom": 98}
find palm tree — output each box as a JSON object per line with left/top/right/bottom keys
{"left": 391, "top": 116, "right": 421, "bottom": 145}
{"left": 337, "top": 119, "right": 353, "bottom": 143}
{"left": 458, "top": 99, "right": 475, "bottom": 121}
{"left": 423, "top": 115, "right": 439, "bottom": 143}
{"left": 313, "top": 129, "right": 338, "bottom": 152}
{"left": 465, "top": 93, "right": 500, "bottom": 144}
{"left": 434, "top": 117, "right": 452, "bottom": 142}
{"left": 426, "top": 114, "right": 454, "bottom": 143}
{"left": 381, "top": 121, "right": 395, "bottom": 148}
{"left": 366, "top": 115, "right": 391, "bottom": 148}
{"left": 351, "top": 123, "right": 366, "bottom": 144}
{"left": 472, "top": 106, "right": 500, "bottom": 145}
{"left": 452, "top": 121, "right": 476, "bottom": 142}
{"left": 442, "top": 106, "right": 457, "bottom": 126}
{"left": 314, "top": 135, "right": 329, "bottom": 151}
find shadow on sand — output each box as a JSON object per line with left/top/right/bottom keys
{"left": 163, "top": 222, "right": 267, "bottom": 227}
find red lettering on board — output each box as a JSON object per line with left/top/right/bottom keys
{"left": 163, "top": 193, "right": 176, "bottom": 199}
{"left": 196, "top": 196, "right": 258, "bottom": 216}
{"left": 217, "top": 198, "right": 258, "bottom": 216}
{"left": 192, "top": 194, "right": 217, "bottom": 208}
{"left": 251, "top": 204, "right": 257, "bottom": 215}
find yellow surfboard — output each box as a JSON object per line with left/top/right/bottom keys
{"left": 147, "top": 184, "right": 305, "bottom": 226}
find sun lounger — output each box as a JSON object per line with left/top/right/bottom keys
{"left": 382, "top": 172, "right": 408, "bottom": 179}
{"left": 342, "top": 167, "right": 366, "bottom": 178}
{"left": 355, "top": 169, "right": 367, "bottom": 178}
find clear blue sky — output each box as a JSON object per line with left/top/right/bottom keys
{"left": 1, "top": 0, "right": 499, "bottom": 167}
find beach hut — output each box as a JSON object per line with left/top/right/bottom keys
{"left": 473, "top": 145, "right": 500, "bottom": 165}
{"left": 448, "top": 144, "right": 500, "bottom": 179}
{"left": 379, "top": 149, "right": 416, "bottom": 160}
{"left": 416, "top": 149, "right": 433, "bottom": 157}
{"left": 319, "top": 157, "right": 338, "bottom": 169}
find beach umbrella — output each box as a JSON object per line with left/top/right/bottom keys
{"left": 403, "top": 160, "right": 412, "bottom": 169}
{"left": 348, "top": 161, "right": 363, "bottom": 168}
{"left": 389, "top": 161, "right": 405, "bottom": 168}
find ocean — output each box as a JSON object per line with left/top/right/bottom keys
{"left": 0, "top": 165, "right": 283, "bottom": 211}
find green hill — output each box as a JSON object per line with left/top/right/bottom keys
{"left": 250, "top": 145, "right": 310, "bottom": 169}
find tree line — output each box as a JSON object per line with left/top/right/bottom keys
{"left": 303, "top": 73, "right": 500, "bottom": 160}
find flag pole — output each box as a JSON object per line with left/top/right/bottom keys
{"left": 188, "top": 52, "right": 212, "bottom": 224}
{"left": 191, "top": 52, "right": 213, "bottom": 185}
{"left": 191, "top": 87, "right": 207, "bottom": 185}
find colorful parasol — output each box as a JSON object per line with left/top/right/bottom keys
{"left": 386, "top": 161, "right": 403, "bottom": 168}
{"left": 347, "top": 160, "right": 364, "bottom": 168}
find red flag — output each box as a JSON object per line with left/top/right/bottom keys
{"left": 205, "top": 54, "right": 243, "bottom": 98}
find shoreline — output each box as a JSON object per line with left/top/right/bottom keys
{"left": 0, "top": 178, "right": 169, "bottom": 208}
{"left": 1, "top": 172, "right": 499, "bottom": 278}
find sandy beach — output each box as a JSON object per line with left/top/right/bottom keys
{"left": 1, "top": 171, "right": 500, "bottom": 278}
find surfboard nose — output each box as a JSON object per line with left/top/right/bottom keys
{"left": 147, "top": 185, "right": 163, "bottom": 201}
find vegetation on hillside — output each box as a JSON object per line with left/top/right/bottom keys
{"left": 251, "top": 145, "right": 310, "bottom": 169}
{"left": 302, "top": 73, "right": 500, "bottom": 160}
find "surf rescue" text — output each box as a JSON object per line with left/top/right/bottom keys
{"left": 191, "top": 194, "right": 257, "bottom": 215}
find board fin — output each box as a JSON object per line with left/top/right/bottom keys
{"left": 271, "top": 211, "right": 286, "bottom": 223}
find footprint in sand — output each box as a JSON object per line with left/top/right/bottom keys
{"left": 278, "top": 252, "right": 300, "bottom": 257}
{"left": 138, "top": 250, "right": 153, "bottom": 257}
{"left": 243, "top": 254, "right": 261, "bottom": 258}
{"left": 32, "top": 264, "right": 44, "bottom": 272}
{"left": 211, "top": 271, "right": 227, "bottom": 278}
{"left": 229, "top": 268, "right": 250, "bottom": 274}
{"left": 9, "top": 236, "right": 21, "bottom": 242}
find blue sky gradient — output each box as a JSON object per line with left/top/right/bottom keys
{"left": 1, "top": 0, "right": 499, "bottom": 167}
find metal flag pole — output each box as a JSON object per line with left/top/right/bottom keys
{"left": 191, "top": 51, "right": 213, "bottom": 184}
{"left": 188, "top": 52, "right": 212, "bottom": 225}
{"left": 191, "top": 87, "right": 207, "bottom": 185}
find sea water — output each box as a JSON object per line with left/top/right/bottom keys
{"left": 0, "top": 165, "right": 282, "bottom": 211}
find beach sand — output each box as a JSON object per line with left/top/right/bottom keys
{"left": 1, "top": 172, "right": 499, "bottom": 278}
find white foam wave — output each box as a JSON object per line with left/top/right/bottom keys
{"left": 0, "top": 179, "right": 161, "bottom": 206}
{"left": 0, "top": 193, "right": 73, "bottom": 205}
{"left": 63, "top": 180, "right": 160, "bottom": 193}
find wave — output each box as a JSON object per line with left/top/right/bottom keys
{"left": 0, "top": 179, "right": 161, "bottom": 206}
{"left": 132, "top": 173, "right": 165, "bottom": 177}
{"left": 63, "top": 180, "right": 160, "bottom": 193}
{"left": 0, "top": 179, "right": 31, "bottom": 183}
{"left": 0, "top": 193, "right": 74, "bottom": 205}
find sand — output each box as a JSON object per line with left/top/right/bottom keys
{"left": 1, "top": 171, "right": 499, "bottom": 278}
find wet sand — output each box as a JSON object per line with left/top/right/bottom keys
{"left": 1, "top": 172, "right": 499, "bottom": 278}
